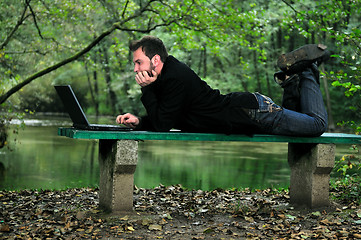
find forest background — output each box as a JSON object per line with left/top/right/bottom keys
{"left": 0, "top": 0, "right": 360, "bottom": 136}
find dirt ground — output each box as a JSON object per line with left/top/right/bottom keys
{"left": 1, "top": 185, "right": 361, "bottom": 239}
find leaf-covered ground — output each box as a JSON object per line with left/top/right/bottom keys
{"left": 1, "top": 185, "right": 361, "bottom": 239}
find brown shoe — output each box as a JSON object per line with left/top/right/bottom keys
{"left": 277, "top": 44, "right": 330, "bottom": 74}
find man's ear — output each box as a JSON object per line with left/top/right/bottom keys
{"left": 151, "top": 54, "right": 161, "bottom": 67}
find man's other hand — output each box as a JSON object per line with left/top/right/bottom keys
{"left": 116, "top": 113, "right": 140, "bottom": 129}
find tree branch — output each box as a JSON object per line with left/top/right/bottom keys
{"left": 0, "top": 1, "right": 30, "bottom": 50}
{"left": 281, "top": 0, "right": 301, "bottom": 15}
{"left": 0, "top": 23, "right": 118, "bottom": 104}
{"left": 0, "top": 0, "right": 155, "bottom": 104}
{"left": 26, "top": 0, "right": 44, "bottom": 39}
{"left": 115, "top": 18, "right": 180, "bottom": 33}
{"left": 0, "top": 0, "right": 187, "bottom": 104}
{"left": 121, "top": 0, "right": 130, "bottom": 19}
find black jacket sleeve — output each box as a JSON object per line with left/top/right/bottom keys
{"left": 139, "top": 76, "right": 187, "bottom": 131}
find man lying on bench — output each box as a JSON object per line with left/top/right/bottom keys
{"left": 116, "top": 36, "right": 330, "bottom": 137}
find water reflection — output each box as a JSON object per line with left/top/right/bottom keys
{"left": 0, "top": 125, "right": 99, "bottom": 190}
{"left": 0, "top": 118, "right": 354, "bottom": 191}
{"left": 136, "top": 141, "right": 290, "bottom": 190}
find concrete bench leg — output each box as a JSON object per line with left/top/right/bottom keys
{"left": 98, "top": 139, "right": 138, "bottom": 212}
{"left": 288, "top": 143, "right": 335, "bottom": 208}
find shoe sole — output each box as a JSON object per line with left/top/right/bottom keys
{"left": 277, "top": 44, "right": 328, "bottom": 74}
{"left": 274, "top": 71, "right": 286, "bottom": 85}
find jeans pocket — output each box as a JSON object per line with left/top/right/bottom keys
{"left": 254, "top": 92, "right": 282, "bottom": 113}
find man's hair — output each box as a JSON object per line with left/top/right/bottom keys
{"left": 129, "top": 36, "right": 168, "bottom": 62}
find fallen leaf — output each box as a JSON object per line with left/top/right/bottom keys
{"left": 120, "top": 215, "right": 129, "bottom": 221}
{"left": 162, "top": 213, "right": 173, "bottom": 220}
{"left": 65, "top": 222, "right": 71, "bottom": 229}
{"left": 222, "top": 228, "right": 233, "bottom": 234}
{"left": 159, "top": 218, "right": 168, "bottom": 225}
{"left": 320, "top": 219, "right": 332, "bottom": 225}
{"left": 126, "top": 226, "right": 135, "bottom": 231}
{"left": 353, "top": 233, "right": 361, "bottom": 239}
{"left": 203, "top": 227, "right": 214, "bottom": 234}
{"left": 149, "top": 224, "right": 162, "bottom": 231}
{"left": 198, "top": 208, "right": 209, "bottom": 213}
{"left": 337, "top": 230, "right": 349, "bottom": 237}
{"left": 356, "top": 209, "right": 361, "bottom": 218}
{"left": 244, "top": 216, "right": 254, "bottom": 222}
{"left": 142, "top": 219, "right": 152, "bottom": 226}
{"left": 312, "top": 211, "right": 322, "bottom": 218}
{"left": 354, "top": 220, "right": 361, "bottom": 225}
{"left": 0, "top": 224, "right": 10, "bottom": 232}
{"left": 76, "top": 211, "right": 86, "bottom": 220}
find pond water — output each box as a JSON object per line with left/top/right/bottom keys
{"left": 0, "top": 117, "right": 353, "bottom": 191}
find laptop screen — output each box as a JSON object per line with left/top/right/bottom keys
{"left": 54, "top": 85, "right": 90, "bottom": 127}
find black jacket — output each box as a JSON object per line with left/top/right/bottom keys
{"left": 137, "top": 56, "right": 260, "bottom": 134}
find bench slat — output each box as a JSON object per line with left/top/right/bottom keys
{"left": 58, "top": 127, "right": 361, "bottom": 144}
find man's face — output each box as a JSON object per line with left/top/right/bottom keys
{"left": 133, "top": 47, "right": 154, "bottom": 74}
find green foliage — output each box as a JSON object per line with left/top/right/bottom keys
{"left": 0, "top": 101, "right": 26, "bottom": 149}
{"left": 337, "top": 121, "right": 361, "bottom": 135}
{"left": 331, "top": 145, "right": 361, "bottom": 204}
{"left": 0, "top": 0, "right": 360, "bottom": 132}
{"left": 331, "top": 174, "right": 361, "bottom": 204}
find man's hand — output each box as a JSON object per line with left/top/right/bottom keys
{"left": 116, "top": 113, "right": 140, "bottom": 129}
{"left": 135, "top": 70, "right": 157, "bottom": 87}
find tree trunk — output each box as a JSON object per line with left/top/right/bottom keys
{"left": 84, "top": 62, "right": 98, "bottom": 119}
{"left": 253, "top": 51, "right": 262, "bottom": 92}
{"left": 266, "top": 62, "right": 273, "bottom": 99}
{"left": 203, "top": 45, "right": 207, "bottom": 78}
{"left": 100, "top": 45, "right": 117, "bottom": 114}
{"left": 93, "top": 69, "right": 99, "bottom": 117}
{"left": 238, "top": 48, "right": 249, "bottom": 92}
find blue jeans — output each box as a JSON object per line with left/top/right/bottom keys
{"left": 249, "top": 67, "right": 328, "bottom": 137}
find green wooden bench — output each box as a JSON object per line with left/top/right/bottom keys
{"left": 58, "top": 127, "right": 361, "bottom": 212}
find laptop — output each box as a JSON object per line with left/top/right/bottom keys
{"left": 54, "top": 85, "right": 132, "bottom": 131}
